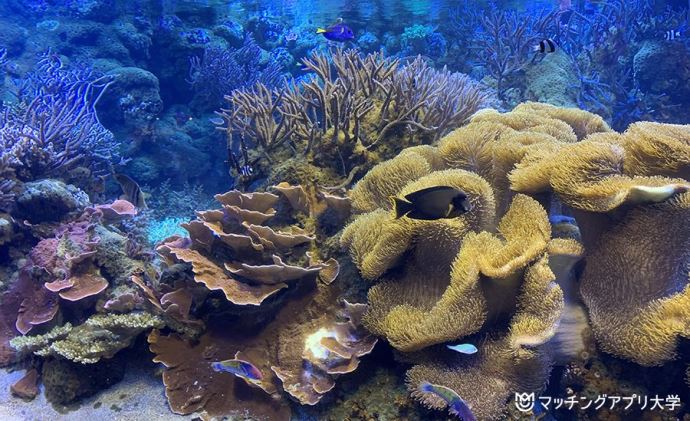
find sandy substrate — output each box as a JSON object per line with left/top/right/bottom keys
{"left": 0, "top": 358, "right": 195, "bottom": 421}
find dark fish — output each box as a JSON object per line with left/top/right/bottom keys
{"left": 316, "top": 19, "right": 355, "bottom": 42}
{"left": 419, "top": 382, "right": 476, "bottom": 421}
{"left": 211, "top": 358, "right": 263, "bottom": 382}
{"left": 392, "top": 186, "right": 471, "bottom": 220}
{"left": 239, "top": 164, "right": 253, "bottom": 177}
{"left": 664, "top": 29, "right": 682, "bottom": 41}
{"left": 533, "top": 38, "right": 557, "bottom": 53}
{"left": 114, "top": 173, "right": 147, "bottom": 209}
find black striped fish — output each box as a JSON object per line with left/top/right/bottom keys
{"left": 239, "top": 165, "right": 253, "bottom": 177}
{"left": 533, "top": 38, "right": 557, "bottom": 53}
{"left": 664, "top": 29, "right": 681, "bottom": 41}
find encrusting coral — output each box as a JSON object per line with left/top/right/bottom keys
{"left": 0, "top": 200, "right": 156, "bottom": 368}
{"left": 341, "top": 102, "right": 603, "bottom": 419}
{"left": 11, "top": 312, "right": 163, "bottom": 364}
{"left": 147, "top": 184, "right": 376, "bottom": 420}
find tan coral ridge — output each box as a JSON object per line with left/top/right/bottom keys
{"left": 341, "top": 102, "right": 601, "bottom": 419}
{"left": 509, "top": 114, "right": 690, "bottom": 367}
{"left": 149, "top": 184, "right": 376, "bottom": 420}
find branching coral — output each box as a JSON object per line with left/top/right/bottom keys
{"left": 219, "top": 49, "right": 491, "bottom": 186}
{"left": 188, "top": 35, "right": 284, "bottom": 109}
{"left": 475, "top": 8, "right": 556, "bottom": 99}
{"left": 147, "top": 184, "right": 375, "bottom": 419}
{"left": 0, "top": 52, "right": 117, "bottom": 185}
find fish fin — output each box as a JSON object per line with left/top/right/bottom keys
{"left": 551, "top": 304, "right": 589, "bottom": 365}
{"left": 392, "top": 197, "right": 413, "bottom": 219}
{"left": 316, "top": 28, "right": 327, "bottom": 33}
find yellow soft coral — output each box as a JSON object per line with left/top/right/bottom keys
{"left": 513, "top": 101, "right": 612, "bottom": 140}
{"left": 579, "top": 192, "right": 690, "bottom": 366}
{"left": 622, "top": 122, "right": 690, "bottom": 179}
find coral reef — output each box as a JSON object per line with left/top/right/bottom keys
{"left": 0, "top": 52, "right": 118, "bottom": 203}
{"left": 219, "top": 49, "right": 491, "bottom": 188}
{"left": 341, "top": 102, "right": 609, "bottom": 418}
{"left": 11, "top": 312, "right": 163, "bottom": 364}
{"left": 0, "top": 1, "right": 689, "bottom": 419}
{"left": 510, "top": 117, "right": 690, "bottom": 366}
{"left": 146, "top": 184, "right": 376, "bottom": 419}
{"left": 187, "top": 35, "right": 284, "bottom": 109}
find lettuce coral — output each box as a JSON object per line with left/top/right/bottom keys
{"left": 147, "top": 184, "right": 376, "bottom": 419}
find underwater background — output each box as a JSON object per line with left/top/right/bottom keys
{"left": 1, "top": 0, "right": 689, "bottom": 420}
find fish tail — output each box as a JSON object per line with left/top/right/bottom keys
{"left": 392, "top": 197, "right": 413, "bottom": 219}
{"left": 532, "top": 44, "right": 541, "bottom": 52}
{"left": 316, "top": 28, "right": 327, "bottom": 34}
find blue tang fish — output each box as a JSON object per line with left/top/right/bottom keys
{"left": 211, "top": 358, "right": 263, "bottom": 382}
{"left": 316, "top": 19, "right": 354, "bottom": 42}
{"left": 420, "top": 382, "right": 476, "bottom": 421}
{"left": 446, "top": 343, "right": 478, "bottom": 355}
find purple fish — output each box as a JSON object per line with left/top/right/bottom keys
{"left": 211, "top": 358, "right": 263, "bottom": 382}
{"left": 420, "top": 382, "right": 476, "bottom": 421}
{"left": 316, "top": 22, "right": 354, "bottom": 42}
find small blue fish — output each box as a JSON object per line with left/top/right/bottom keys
{"left": 549, "top": 214, "right": 576, "bottom": 225}
{"left": 211, "top": 358, "right": 263, "bottom": 381}
{"left": 316, "top": 19, "right": 354, "bottom": 42}
{"left": 239, "top": 165, "right": 253, "bottom": 177}
{"left": 446, "top": 343, "right": 478, "bottom": 355}
{"left": 419, "top": 382, "right": 476, "bottom": 421}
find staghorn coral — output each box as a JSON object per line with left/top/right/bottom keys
{"left": 147, "top": 184, "right": 375, "bottom": 419}
{"left": 10, "top": 312, "right": 163, "bottom": 364}
{"left": 219, "top": 49, "right": 491, "bottom": 187}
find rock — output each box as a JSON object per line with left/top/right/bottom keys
{"left": 100, "top": 67, "right": 163, "bottom": 129}
{"left": 0, "top": 214, "right": 13, "bottom": 245}
{"left": 525, "top": 50, "right": 579, "bottom": 108}
{"left": 0, "top": 20, "right": 27, "bottom": 56}
{"left": 633, "top": 40, "right": 690, "bottom": 102}
{"left": 10, "top": 368, "right": 39, "bottom": 401}
{"left": 15, "top": 180, "right": 90, "bottom": 223}
{"left": 42, "top": 355, "right": 126, "bottom": 405}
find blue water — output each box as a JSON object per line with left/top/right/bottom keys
{"left": 1, "top": 1, "right": 689, "bottom": 420}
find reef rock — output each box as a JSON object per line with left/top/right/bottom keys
{"left": 15, "top": 179, "right": 90, "bottom": 223}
